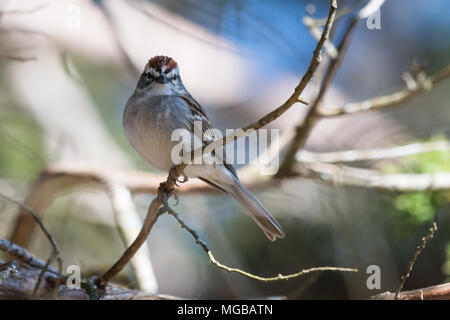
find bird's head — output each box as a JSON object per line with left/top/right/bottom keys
{"left": 136, "top": 56, "right": 183, "bottom": 94}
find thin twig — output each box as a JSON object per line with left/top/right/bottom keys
{"left": 318, "top": 64, "right": 450, "bottom": 116}
{"left": 185, "top": 0, "right": 337, "bottom": 166}
{"left": 0, "top": 193, "right": 62, "bottom": 296}
{"left": 303, "top": 16, "right": 338, "bottom": 59}
{"left": 165, "top": 206, "right": 357, "bottom": 281}
{"left": 395, "top": 222, "right": 438, "bottom": 300}
{"left": 305, "top": 0, "right": 367, "bottom": 27}
{"left": 278, "top": 0, "right": 387, "bottom": 177}
{"left": 0, "top": 239, "right": 59, "bottom": 275}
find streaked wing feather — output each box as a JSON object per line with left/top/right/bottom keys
{"left": 177, "top": 94, "right": 238, "bottom": 178}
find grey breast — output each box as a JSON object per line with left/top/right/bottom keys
{"left": 124, "top": 94, "right": 193, "bottom": 171}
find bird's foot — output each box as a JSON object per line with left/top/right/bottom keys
{"left": 168, "top": 166, "right": 188, "bottom": 187}
{"left": 158, "top": 166, "right": 188, "bottom": 205}
{"left": 178, "top": 174, "right": 189, "bottom": 184}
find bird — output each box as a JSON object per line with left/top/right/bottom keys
{"left": 123, "top": 55, "right": 284, "bottom": 241}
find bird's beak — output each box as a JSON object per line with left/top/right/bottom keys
{"left": 155, "top": 74, "right": 168, "bottom": 84}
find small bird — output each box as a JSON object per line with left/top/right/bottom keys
{"left": 123, "top": 56, "right": 284, "bottom": 241}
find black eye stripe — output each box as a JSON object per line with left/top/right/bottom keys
{"left": 142, "top": 70, "right": 177, "bottom": 84}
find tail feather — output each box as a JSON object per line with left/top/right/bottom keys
{"left": 229, "top": 177, "right": 284, "bottom": 241}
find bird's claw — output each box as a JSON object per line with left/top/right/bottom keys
{"left": 178, "top": 175, "right": 189, "bottom": 184}
{"left": 159, "top": 166, "right": 188, "bottom": 205}
{"left": 168, "top": 166, "right": 188, "bottom": 188}
{"left": 168, "top": 166, "right": 180, "bottom": 187}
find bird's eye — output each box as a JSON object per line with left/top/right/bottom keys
{"left": 145, "top": 72, "right": 153, "bottom": 79}
{"left": 170, "top": 75, "right": 178, "bottom": 81}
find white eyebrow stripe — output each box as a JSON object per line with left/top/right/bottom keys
{"left": 147, "top": 67, "right": 160, "bottom": 77}
{"left": 166, "top": 68, "right": 178, "bottom": 78}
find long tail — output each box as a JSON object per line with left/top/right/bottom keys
{"left": 228, "top": 176, "right": 285, "bottom": 241}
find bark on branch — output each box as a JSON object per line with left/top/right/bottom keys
{"left": 371, "top": 282, "right": 450, "bottom": 300}
{"left": 0, "top": 259, "right": 175, "bottom": 300}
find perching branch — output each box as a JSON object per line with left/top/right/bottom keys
{"left": 106, "top": 182, "right": 159, "bottom": 293}
{"left": 98, "top": 166, "right": 357, "bottom": 287}
{"left": 96, "top": 186, "right": 166, "bottom": 287}
{"left": 8, "top": 162, "right": 283, "bottom": 276}
{"left": 165, "top": 205, "right": 357, "bottom": 282}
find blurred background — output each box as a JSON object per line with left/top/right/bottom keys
{"left": 0, "top": 0, "right": 449, "bottom": 299}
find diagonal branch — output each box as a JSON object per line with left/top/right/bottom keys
{"left": 96, "top": 190, "right": 164, "bottom": 287}
{"left": 106, "top": 182, "right": 159, "bottom": 293}
{"left": 395, "top": 222, "right": 437, "bottom": 300}
{"left": 192, "top": 0, "right": 337, "bottom": 163}
{"left": 277, "top": 0, "right": 387, "bottom": 177}
{"left": 0, "top": 239, "right": 59, "bottom": 275}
